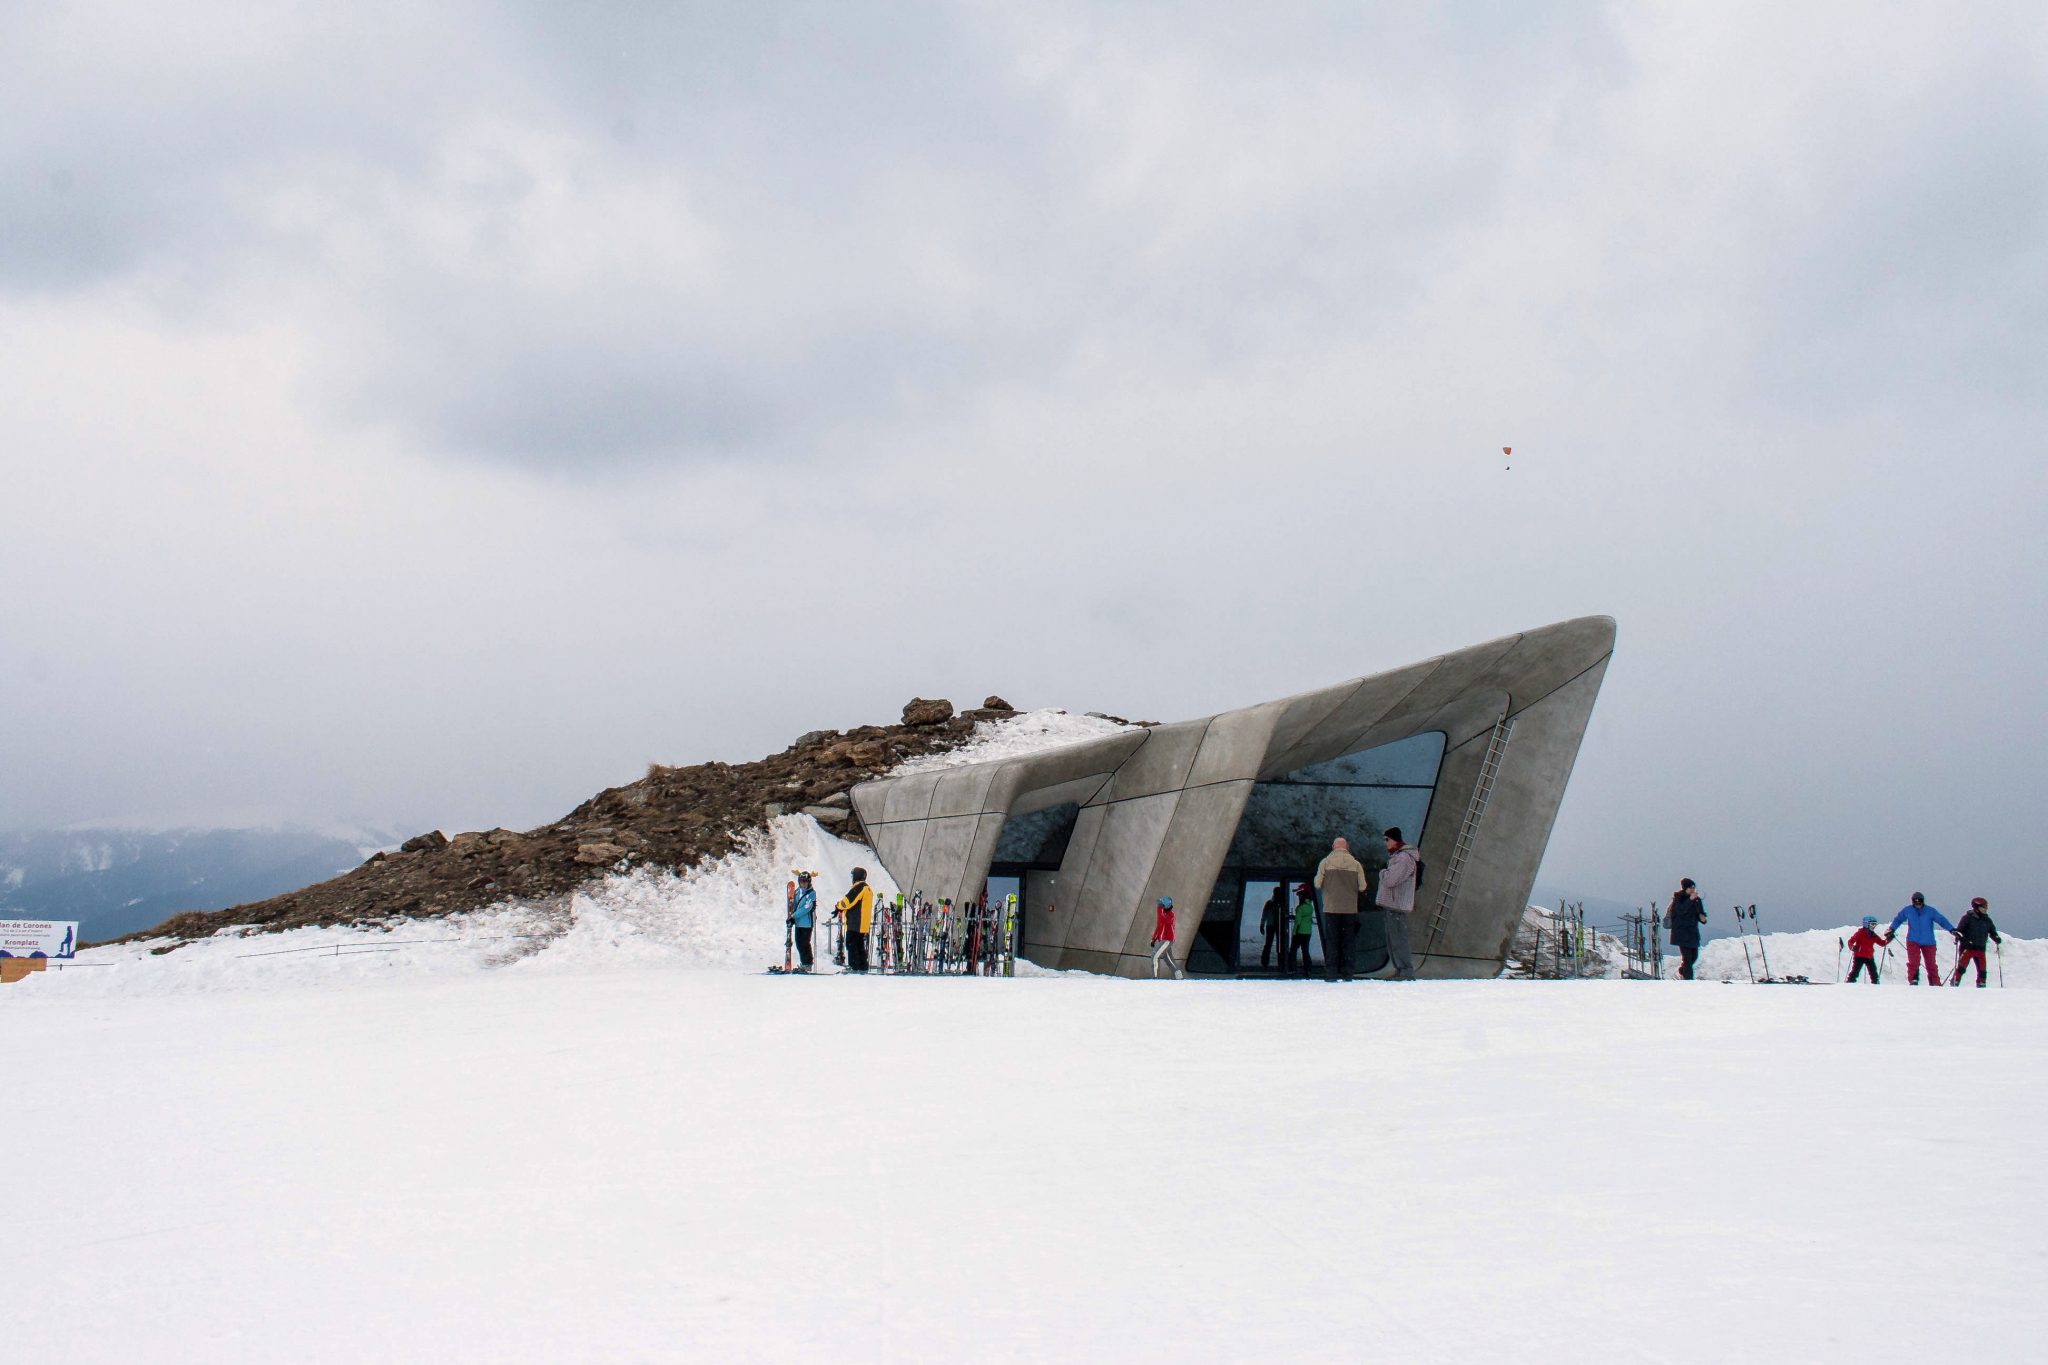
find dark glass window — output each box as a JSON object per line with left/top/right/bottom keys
{"left": 1223, "top": 732, "right": 1444, "bottom": 872}
{"left": 993, "top": 802, "right": 1080, "bottom": 866}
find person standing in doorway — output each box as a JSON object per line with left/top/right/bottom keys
{"left": 1376, "top": 828, "right": 1421, "bottom": 981}
{"left": 1888, "top": 892, "right": 1952, "bottom": 987}
{"left": 1845, "top": 915, "right": 1892, "bottom": 984}
{"left": 837, "top": 868, "right": 876, "bottom": 974}
{"left": 1314, "top": 838, "right": 1367, "bottom": 981}
{"left": 789, "top": 871, "right": 818, "bottom": 972}
{"left": 1150, "top": 896, "right": 1184, "bottom": 979}
{"left": 1950, "top": 898, "right": 2001, "bottom": 987}
{"left": 1665, "top": 879, "right": 1708, "bottom": 980}
{"left": 1289, "top": 883, "right": 1316, "bottom": 976}
{"left": 1259, "top": 883, "right": 1288, "bottom": 969}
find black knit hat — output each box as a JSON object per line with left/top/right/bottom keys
{"left": 1384, "top": 827, "right": 1404, "bottom": 843}
{"left": 1680, "top": 878, "right": 1696, "bottom": 889}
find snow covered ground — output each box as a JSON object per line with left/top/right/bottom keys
{"left": 9, "top": 708, "right": 2043, "bottom": 1361}
{"left": 8, "top": 965, "right": 2045, "bottom": 1363}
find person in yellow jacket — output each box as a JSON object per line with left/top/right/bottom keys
{"left": 836, "top": 868, "right": 876, "bottom": 973}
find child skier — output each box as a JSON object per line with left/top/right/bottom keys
{"left": 1150, "top": 895, "right": 1184, "bottom": 979}
{"left": 1950, "top": 897, "right": 2002, "bottom": 988}
{"left": 1845, "top": 915, "right": 1892, "bottom": 984}
{"left": 1289, "top": 884, "right": 1316, "bottom": 976}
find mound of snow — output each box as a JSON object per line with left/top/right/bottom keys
{"left": 22, "top": 816, "right": 893, "bottom": 998}
{"left": 890, "top": 708, "right": 1138, "bottom": 774}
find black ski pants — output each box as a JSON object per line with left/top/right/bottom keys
{"left": 1288, "top": 932, "right": 1312, "bottom": 975}
{"left": 1848, "top": 956, "right": 1879, "bottom": 984}
{"left": 847, "top": 929, "right": 869, "bottom": 973}
{"left": 795, "top": 927, "right": 814, "bottom": 969}
{"left": 1261, "top": 923, "right": 1280, "bottom": 968}
{"left": 1324, "top": 913, "right": 1359, "bottom": 981}
{"left": 1677, "top": 942, "right": 1699, "bottom": 980}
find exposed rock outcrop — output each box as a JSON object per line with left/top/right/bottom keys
{"left": 121, "top": 699, "right": 1002, "bottom": 944}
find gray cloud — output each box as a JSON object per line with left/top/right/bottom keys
{"left": 1, "top": 1, "right": 2043, "bottom": 931}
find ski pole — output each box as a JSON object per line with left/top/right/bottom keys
{"left": 1837, "top": 936, "right": 1844, "bottom": 983}
{"left": 1750, "top": 905, "right": 1772, "bottom": 981}
{"left": 1996, "top": 940, "right": 2004, "bottom": 987}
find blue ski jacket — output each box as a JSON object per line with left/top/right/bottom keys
{"left": 1887, "top": 903, "right": 1953, "bottom": 946}
{"left": 791, "top": 886, "right": 816, "bottom": 928}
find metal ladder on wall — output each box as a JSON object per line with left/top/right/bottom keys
{"left": 1424, "top": 710, "right": 1515, "bottom": 955}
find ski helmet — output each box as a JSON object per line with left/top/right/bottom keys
{"left": 1910, "top": 891, "right": 1924, "bottom": 904}
{"left": 1971, "top": 896, "right": 1987, "bottom": 909}
{"left": 1862, "top": 916, "right": 1878, "bottom": 928}
{"left": 850, "top": 866, "right": 867, "bottom": 882}
{"left": 1158, "top": 895, "right": 1173, "bottom": 909}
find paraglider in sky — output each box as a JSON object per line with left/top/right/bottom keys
{"left": 1503, "top": 446, "right": 1512, "bottom": 470}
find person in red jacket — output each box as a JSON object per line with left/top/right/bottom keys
{"left": 1149, "top": 895, "right": 1184, "bottom": 979}
{"left": 1845, "top": 915, "right": 1892, "bottom": 984}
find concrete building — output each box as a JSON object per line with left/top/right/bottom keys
{"left": 848, "top": 616, "right": 1615, "bottom": 979}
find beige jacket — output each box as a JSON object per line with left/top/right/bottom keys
{"left": 1314, "top": 850, "right": 1368, "bottom": 915}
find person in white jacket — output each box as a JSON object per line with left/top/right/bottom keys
{"left": 1376, "top": 828, "right": 1421, "bottom": 981}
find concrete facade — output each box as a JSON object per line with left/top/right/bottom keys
{"left": 848, "top": 617, "right": 1616, "bottom": 979}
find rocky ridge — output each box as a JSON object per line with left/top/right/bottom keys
{"left": 124, "top": 697, "right": 1021, "bottom": 945}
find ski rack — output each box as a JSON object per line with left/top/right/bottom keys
{"left": 856, "top": 889, "right": 1019, "bottom": 977}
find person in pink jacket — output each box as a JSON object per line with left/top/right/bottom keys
{"left": 1376, "top": 828, "right": 1421, "bottom": 981}
{"left": 1149, "top": 896, "right": 1183, "bottom": 979}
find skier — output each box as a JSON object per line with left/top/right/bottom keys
{"left": 1845, "top": 915, "right": 1892, "bottom": 984}
{"left": 1375, "top": 827, "right": 1421, "bottom": 981}
{"left": 789, "top": 871, "right": 818, "bottom": 972}
{"left": 1665, "top": 879, "right": 1708, "bottom": 980}
{"left": 1258, "top": 883, "right": 1287, "bottom": 969}
{"left": 1289, "top": 883, "right": 1316, "bottom": 976}
{"left": 1314, "top": 837, "right": 1368, "bottom": 981}
{"left": 1150, "top": 895, "right": 1184, "bottom": 979}
{"left": 1887, "top": 892, "right": 1953, "bottom": 987}
{"left": 1950, "top": 897, "right": 2002, "bottom": 988}
{"left": 837, "top": 868, "right": 876, "bottom": 974}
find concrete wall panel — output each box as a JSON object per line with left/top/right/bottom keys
{"left": 1417, "top": 661, "right": 1610, "bottom": 976}
{"left": 928, "top": 765, "right": 997, "bottom": 820}
{"left": 1122, "top": 781, "right": 1255, "bottom": 966}
{"left": 1333, "top": 636, "right": 1520, "bottom": 758}
{"left": 907, "top": 814, "right": 980, "bottom": 903}
{"left": 1182, "top": 702, "right": 1285, "bottom": 789}
{"left": 1490, "top": 616, "right": 1617, "bottom": 718}
{"left": 880, "top": 770, "right": 945, "bottom": 824}
{"left": 1023, "top": 803, "right": 1108, "bottom": 961}
{"left": 1103, "top": 721, "right": 1210, "bottom": 802}
{"left": 868, "top": 822, "right": 926, "bottom": 896}
{"left": 1055, "top": 792, "right": 1181, "bottom": 969}
{"left": 1256, "top": 658, "right": 1441, "bottom": 777}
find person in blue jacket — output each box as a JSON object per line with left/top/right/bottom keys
{"left": 1887, "top": 892, "right": 1953, "bottom": 987}
{"left": 789, "top": 871, "right": 819, "bottom": 972}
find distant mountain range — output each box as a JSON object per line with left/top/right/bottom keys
{"left": 0, "top": 826, "right": 400, "bottom": 943}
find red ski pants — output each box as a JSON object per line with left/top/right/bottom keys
{"left": 1952, "top": 949, "right": 1988, "bottom": 986}
{"left": 1906, "top": 941, "right": 1940, "bottom": 985}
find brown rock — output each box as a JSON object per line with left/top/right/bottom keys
{"left": 901, "top": 697, "right": 954, "bottom": 727}
{"left": 574, "top": 842, "right": 630, "bottom": 865}
{"left": 982, "top": 695, "right": 1014, "bottom": 711}
{"left": 399, "top": 831, "right": 448, "bottom": 854}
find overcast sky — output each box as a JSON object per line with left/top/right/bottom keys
{"left": 3, "top": 1, "right": 2043, "bottom": 931}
